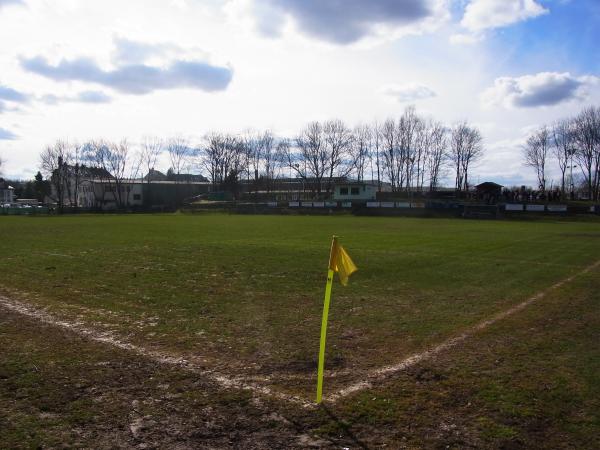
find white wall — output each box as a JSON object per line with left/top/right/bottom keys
{"left": 333, "top": 184, "right": 377, "bottom": 201}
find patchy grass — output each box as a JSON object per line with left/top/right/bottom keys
{"left": 316, "top": 264, "right": 600, "bottom": 449}
{"left": 1, "top": 213, "right": 600, "bottom": 447}
{"left": 0, "top": 213, "right": 599, "bottom": 399}
{"left": 2, "top": 259, "right": 599, "bottom": 448}
{"left": 0, "top": 310, "right": 311, "bottom": 449}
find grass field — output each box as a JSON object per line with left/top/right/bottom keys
{"left": 1, "top": 213, "right": 599, "bottom": 447}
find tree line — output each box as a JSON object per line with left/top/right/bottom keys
{"left": 523, "top": 106, "right": 600, "bottom": 201}
{"left": 38, "top": 106, "right": 488, "bottom": 208}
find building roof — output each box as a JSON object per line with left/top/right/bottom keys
{"left": 334, "top": 180, "right": 380, "bottom": 187}
{"left": 84, "top": 178, "right": 210, "bottom": 185}
{"left": 476, "top": 182, "right": 504, "bottom": 189}
{"left": 143, "top": 169, "right": 167, "bottom": 181}
{"left": 0, "top": 178, "right": 14, "bottom": 190}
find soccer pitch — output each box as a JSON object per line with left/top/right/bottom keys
{"left": 1, "top": 214, "right": 599, "bottom": 401}
{"left": 2, "top": 213, "right": 600, "bottom": 447}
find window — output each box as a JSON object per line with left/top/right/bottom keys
{"left": 133, "top": 194, "right": 141, "bottom": 201}
{"left": 351, "top": 187, "right": 360, "bottom": 195}
{"left": 340, "top": 187, "right": 348, "bottom": 195}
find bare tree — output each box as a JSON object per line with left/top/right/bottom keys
{"left": 372, "top": 121, "right": 382, "bottom": 191}
{"left": 398, "top": 106, "right": 422, "bottom": 193}
{"left": 381, "top": 118, "right": 398, "bottom": 191}
{"left": 202, "top": 132, "right": 228, "bottom": 186}
{"left": 426, "top": 121, "right": 447, "bottom": 192}
{"left": 106, "top": 139, "right": 131, "bottom": 208}
{"left": 39, "top": 140, "right": 85, "bottom": 209}
{"left": 523, "top": 126, "right": 550, "bottom": 191}
{"left": 241, "top": 130, "right": 261, "bottom": 187}
{"left": 282, "top": 120, "right": 353, "bottom": 195}
{"left": 166, "top": 136, "right": 190, "bottom": 181}
{"left": 260, "top": 131, "right": 279, "bottom": 191}
{"left": 551, "top": 119, "right": 574, "bottom": 195}
{"left": 241, "top": 130, "right": 279, "bottom": 192}
{"left": 351, "top": 124, "right": 371, "bottom": 182}
{"left": 412, "top": 118, "right": 429, "bottom": 191}
{"left": 68, "top": 142, "right": 84, "bottom": 208}
{"left": 572, "top": 106, "right": 600, "bottom": 200}
{"left": 201, "top": 132, "right": 246, "bottom": 194}
{"left": 140, "top": 136, "right": 163, "bottom": 183}
{"left": 322, "top": 119, "right": 353, "bottom": 192}
{"left": 449, "top": 121, "right": 484, "bottom": 192}
{"left": 379, "top": 107, "right": 424, "bottom": 193}
{"left": 40, "top": 140, "right": 71, "bottom": 212}
{"left": 82, "top": 139, "right": 138, "bottom": 209}
{"left": 292, "top": 121, "right": 327, "bottom": 193}
{"left": 276, "top": 138, "right": 299, "bottom": 181}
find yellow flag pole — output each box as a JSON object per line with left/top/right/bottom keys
{"left": 316, "top": 236, "right": 337, "bottom": 404}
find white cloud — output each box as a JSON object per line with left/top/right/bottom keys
{"left": 461, "top": 0, "right": 548, "bottom": 32}
{"left": 381, "top": 83, "right": 436, "bottom": 102}
{"left": 481, "top": 72, "right": 598, "bottom": 109}
{"left": 20, "top": 37, "right": 233, "bottom": 95}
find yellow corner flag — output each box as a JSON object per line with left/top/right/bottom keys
{"left": 316, "top": 236, "right": 357, "bottom": 404}
{"left": 329, "top": 237, "right": 358, "bottom": 286}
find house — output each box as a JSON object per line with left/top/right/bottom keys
{"left": 78, "top": 178, "right": 145, "bottom": 209}
{"left": 77, "top": 178, "right": 211, "bottom": 210}
{"left": 0, "top": 178, "right": 15, "bottom": 205}
{"left": 333, "top": 181, "right": 379, "bottom": 201}
{"left": 143, "top": 169, "right": 168, "bottom": 182}
{"left": 46, "top": 164, "right": 113, "bottom": 208}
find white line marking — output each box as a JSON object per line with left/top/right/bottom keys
{"left": 325, "top": 259, "right": 600, "bottom": 402}
{"left": 42, "top": 252, "right": 75, "bottom": 258}
{"left": 0, "top": 296, "right": 313, "bottom": 409}
{"left": 1, "top": 259, "right": 597, "bottom": 407}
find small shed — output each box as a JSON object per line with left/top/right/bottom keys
{"left": 476, "top": 182, "right": 503, "bottom": 204}
{"left": 333, "top": 182, "right": 378, "bottom": 201}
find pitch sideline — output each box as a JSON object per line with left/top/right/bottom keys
{"left": 326, "top": 259, "right": 600, "bottom": 402}
{"left": 0, "top": 295, "right": 313, "bottom": 408}
{"left": 1, "top": 259, "right": 597, "bottom": 406}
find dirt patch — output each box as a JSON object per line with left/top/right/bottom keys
{"left": 0, "top": 310, "right": 338, "bottom": 449}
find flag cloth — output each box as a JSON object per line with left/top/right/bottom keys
{"left": 329, "top": 237, "right": 358, "bottom": 286}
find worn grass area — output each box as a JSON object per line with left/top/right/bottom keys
{"left": 0, "top": 213, "right": 599, "bottom": 399}
{"left": 0, "top": 310, "right": 314, "bottom": 449}
{"left": 1, "top": 243, "right": 598, "bottom": 448}
{"left": 314, "top": 261, "right": 600, "bottom": 449}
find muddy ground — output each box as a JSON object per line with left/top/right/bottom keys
{"left": 2, "top": 263, "right": 599, "bottom": 449}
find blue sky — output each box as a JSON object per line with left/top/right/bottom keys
{"left": 0, "top": 0, "right": 598, "bottom": 187}
{"left": 486, "top": 0, "right": 600, "bottom": 75}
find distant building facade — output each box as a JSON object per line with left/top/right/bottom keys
{"left": 0, "top": 178, "right": 15, "bottom": 204}
{"left": 77, "top": 179, "right": 211, "bottom": 210}
{"left": 333, "top": 181, "right": 380, "bottom": 201}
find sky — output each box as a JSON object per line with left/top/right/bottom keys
{"left": 0, "top": 0, "right": 599, "bottom": 186}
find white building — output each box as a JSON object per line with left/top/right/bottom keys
{"left": 333, "top": 181, "right": 380, "bottom": 201}
{"left": 0, "top": 179, "right": 15, "bottom": 205}
{"left": 78, "top": 179, "right": 145, "bottom": 210}
{"left": 76, "top": 178, "right": 211, "bottom": 210}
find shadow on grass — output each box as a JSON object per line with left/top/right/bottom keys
{"left": 320, "top": 404, "right": 369, "bottom": 449}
